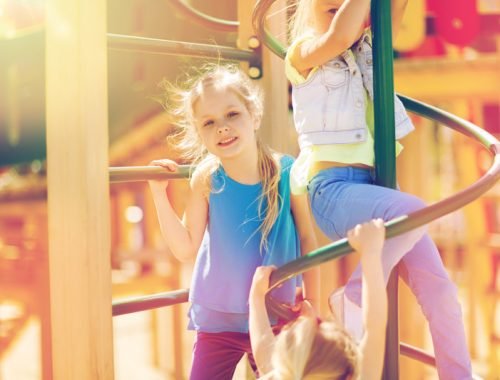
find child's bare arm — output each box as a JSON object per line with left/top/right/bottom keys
{"left": 348, "top": 219, "right": 387, "bottom": 380}
{"left": 291, "top": 0, "right": 370, "bottom": 72}
{"left": 391, "top": 0, "right": 408, "bottom": 39}
{"left": 148, "top": 160, "right": 208, "bottom": 262}
{"left": 291, "top": 193, "right": 321, "bottom": 310}
{"left": 249, "top": 266, "right": 278, "bottom": 375}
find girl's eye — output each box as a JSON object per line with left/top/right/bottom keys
{"left": 328, "top": 8, "right": 337, "bottom": 14}
{"left": 227, "top": 111, "right": 239, "bottom": 118}
{"left": 203, "top": 120, "right": 214, "bottom": 127}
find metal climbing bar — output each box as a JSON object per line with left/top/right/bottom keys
{"left": 167, "top": 0, "right": 238, "bottom": 32}
{"left": 371, "top": 0, "right": 397, "bottom": 188}
{"left": 107, "top": 100, "right": 499, "bottom": 375}
{"left": 107, "top": 33, "right": 257, "bottom": 62}
{"left": 112, "top": 289, "right": 189, "bottom": 316}
{"left": 251, "top": 0, "right": 287, "bottom": 58}
{"left": 106, "top": 3, "right": 500, "bottom": 377}
{"left": 110, "top": 166, "right": 192, "bottom": 316}
{"left": 370, "top": 0, "right": 399, "bottom": 377}
{"left": 109, "top": 165, "right": 193, "bottom": 183}
{"left": 266, "top": 98, "right": 500, "bottom": 314}
{"left": 252, "top": 0, "right": 498, "bottom": 375}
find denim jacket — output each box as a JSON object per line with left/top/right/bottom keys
{"left": 290, "top": 32, "right": 414, "bottom": 150}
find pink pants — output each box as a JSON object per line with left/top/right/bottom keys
{"left": 190, "top": 331, "right": 257, "bottom": 380}
{"left": 309, "top": 166, "right": 473, "bottom": 380}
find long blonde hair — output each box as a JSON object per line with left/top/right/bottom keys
{"left": 159, "top": 64, "right": 281, "bottom": 252}
{"left": 289, "top": 0, "right": 316, "bottom": 41}
{"left": 252, "top": 0, "right": 315, "bottom": 44}
{"left": 271, "top": 317, "right": 359, "bottom": 379}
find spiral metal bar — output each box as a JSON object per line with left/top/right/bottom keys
{"left": 265, "top": 96, "right": 500, "bottom": 318}
{"left": 107, "top": 104, "right": 498, "bottom": 369}
{"left": 252, "top": 0, "right": 287, "bottom": 58}
{"left": 108, "top": 102, "right": 500, "bottom": 323}
{"left": 252, "top": 0, "right": 500, "bottom": 319}
{"left": 108, "top": 2, "right": 499, "bottom": 372}
{"left": 252, "top": 0, "right": 498, "bottom": 372}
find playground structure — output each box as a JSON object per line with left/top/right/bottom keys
{"left": 1, "top": 0, "right": 499, "bottom": 379}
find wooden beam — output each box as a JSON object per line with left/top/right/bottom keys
{"left": 243, "top": 0, "right": 294, "bottom": 155}
{"left": 395, "top": 55, "right": 499, "bottom": 102}
{"left": 45, "top": 0, "right": 114, "bottom": 379}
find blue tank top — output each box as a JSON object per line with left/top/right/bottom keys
{"left": 188, "top": 155, "right": 301, "bottom": 333}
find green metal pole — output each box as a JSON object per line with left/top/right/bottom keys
{"left": 371, "top": 0, "right": 399, "bottom": 379}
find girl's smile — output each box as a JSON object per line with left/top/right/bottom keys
{"left": 218, "top": 136, "right": 238, "bottom": 147}
{"left": 193, "top": 85, "right": 259, "bottom": 161}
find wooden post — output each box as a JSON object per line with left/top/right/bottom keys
{"left": 238, "top": 0, "right": 292, "bottom": 155}
{"left": 45, "top": 0, "right": 114, "bottom": 378}
{"left": 260, "top": 0, "right": 293, "bottom": 155}
{"left": 35, "top": 210, "right": 53, "bottom": 380}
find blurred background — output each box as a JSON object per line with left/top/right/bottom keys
{"left": 0, "top": 0, "right": 499, "bottom": 379}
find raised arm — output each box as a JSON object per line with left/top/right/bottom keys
{"left": 391, "top": 0, "right": 408, "bottom": 39}
{"left": 347, "top": 219, "right": 387, "bottom": 380}
{"left": 148, "top": 160, "right": 208, "bottom": 262}
{"left": 249, "top": 266, "right": 278, "bottom": 375}
{"left": 291, "top": 192, "right": 321, "bottom": 310}
{"left": 290, "top": 0, "right": 370, "bottom": 73}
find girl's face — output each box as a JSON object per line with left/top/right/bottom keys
{"left": 193, "top": 85, "right": 259, "bottom": 161}
{"left": 311, "top": 0, "right": 344, "bottom": 34}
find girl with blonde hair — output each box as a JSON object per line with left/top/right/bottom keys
{"left": 249, "top": 219, "right": 388, "bottom": 380}
{"left": 252, "top": 0, "right": 473, "bottom": 377}
{"left": 148, "top": 64, "right": 319, "bottom": 380}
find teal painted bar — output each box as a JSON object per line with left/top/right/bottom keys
{"left": 370, "top": 0, "right": 400, "bottom": 378}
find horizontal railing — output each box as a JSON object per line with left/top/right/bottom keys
{"left": 113, "top": 289, "right": 189, "bottom": 316}
{"left": 109, "top": 165, "right": 192, "bottom": 183}
{"left": 108, "top": 33, "right": 256, "bottom": 62}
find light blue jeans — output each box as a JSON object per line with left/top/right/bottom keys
{"left": 308, "top": 166, "right": 472, "bottom": 380}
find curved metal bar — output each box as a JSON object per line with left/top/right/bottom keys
{"left": 252, "top": 0, "right": 287, "bottom": 58}
{"left": 108, "top": 4, "right": 496, "bottom": 376}
{"left": 110, "top": 289, "right": 438, "bottom": 368}
{"left": 112, "top": 289, "right": 189, "bottom": 316}
{"left": 167, "top": 0, "right": 238, "bottom": 32}
{"left": 108, "top": 33, "right": 255, "bottom": 62}
{"left": 400, "top": 96, "right": 497, "bottom": 148}
{"left": 109, "top": 165, "right": 192, "bottom": 183}
{"left": 252, "top": 0, "right": 500, "bottom": 319}
{"left": 266, "top": 101, "right": 500, "bottom": 318}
